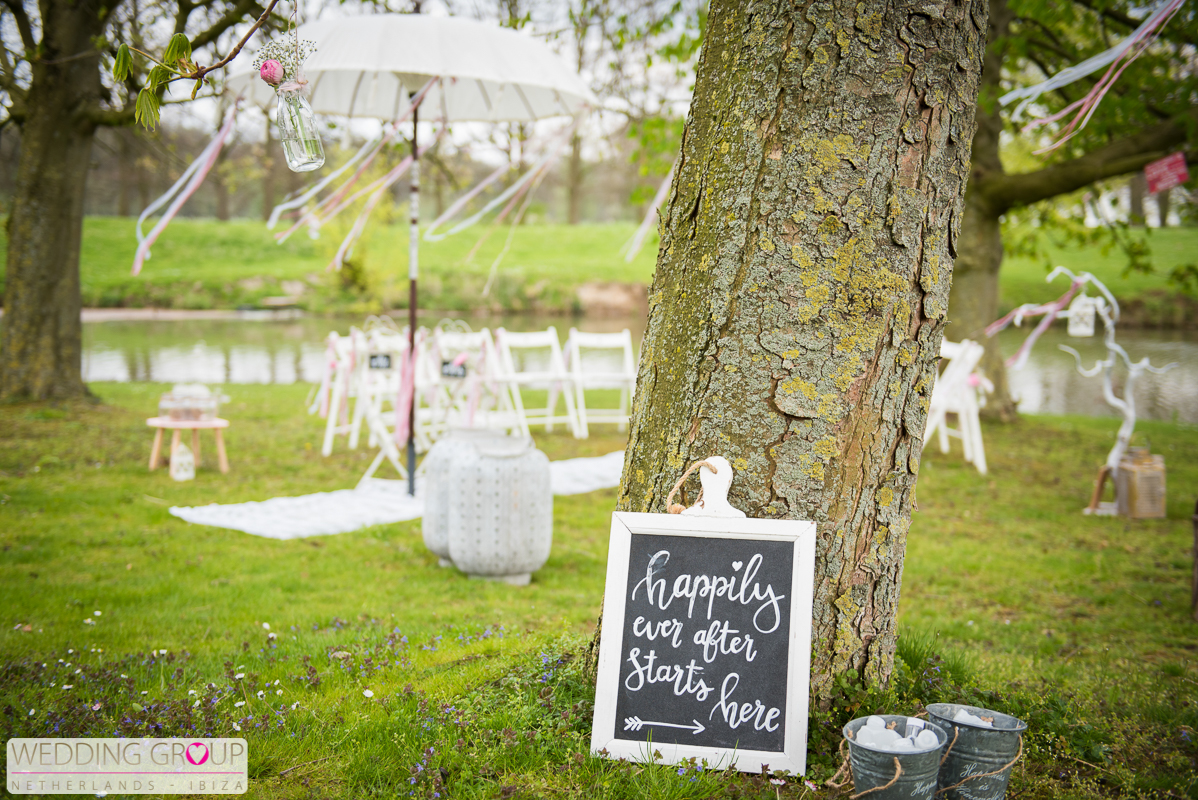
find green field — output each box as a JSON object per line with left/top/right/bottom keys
{"left": 1, "top": 217, "right": 1194, "bottom": 321}
{"left": 2, "top": 385, "right": 1196, "bottom": 797}
{"left": 0, "top": 217, "right": 661, "bottom": 314}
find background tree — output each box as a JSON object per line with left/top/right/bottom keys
{"left": 948, "top": 0, "right": 1198, "bottom": 418}
{"left": 610, "top": 0, "right": 987, "bottom": 699}
{"left": 0, "top": 0, "right": 279, "bottom": 400}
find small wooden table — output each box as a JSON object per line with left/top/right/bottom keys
{"left": 147, "top": 417, "right": 230, "bottom": 474}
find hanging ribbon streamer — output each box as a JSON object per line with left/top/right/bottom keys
{"left": 273, "top": 78, "right": 440, "bottom": 243}
{"left": 132, "top": 102, "right": 241, "bottom": 276}
{"left": 991, "top": 281, "right": 1082, "bottom": 370}
{"left": 328, "top": 125, "right": 448, "bottom": 271}
{"left": 420, "top": 161, "right": 513, "bottom": 241}
{"left": 266, "top": 132, "right": 382, "bottom": 229}
{"left": 621, "top": 161, "right": 675, "bottom": 263}
{"left": 480, "top": 155, "right": 556, "bottom": 296}
{"left": 1000, "top": 0, "right": 1184, "bottom": 154}
{"left": 422, "top": 112, "right": 586, "bottom": 243}
{"left": 1000, "top": 0, "right": 1182, "bottom": 118}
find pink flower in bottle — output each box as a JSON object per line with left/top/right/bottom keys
{"left": 259, "top": 59, "right": 284, "bottom": 86}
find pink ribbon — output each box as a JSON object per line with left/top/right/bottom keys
{"left": 275, "top": 78, "right": 439, "bottom": 244}
{"left": 1026, "top": 0, "right": 1183, "bottom": 154}
{"left": 132, "top": 103, "right": 240, "bottom": 275}
{"left": 985, "top": 281, "right": 1083, "bottom": 370}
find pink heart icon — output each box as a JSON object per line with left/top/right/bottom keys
{"left": 185, "top": 743, "right": 209, "bottom": 765}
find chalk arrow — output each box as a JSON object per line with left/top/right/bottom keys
{"left": 623, "top": 716, "right": 706, "bottom": 735}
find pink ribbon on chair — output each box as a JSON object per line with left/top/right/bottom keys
{"left": 393, "top": 331, "right": 419, "bottom": 446}
{"left": 317, "top": 337, "right": 337, "bottom": 419}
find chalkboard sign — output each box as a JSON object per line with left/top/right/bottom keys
{"left": 590, "top": 512, "right": 816, "bottom": 774}
{"left": 369, "top": 354, "right": 392, "bottom": 370}
{"left": 441, "top": 360, "right": 468, "bottom": 379}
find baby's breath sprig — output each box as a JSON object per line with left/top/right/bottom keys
{"left": 253, "top": 38, "right": 317, "bottom": 83}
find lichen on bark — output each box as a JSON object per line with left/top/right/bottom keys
{"left": 615, "top": 0, "right": 987, "bottom": 702}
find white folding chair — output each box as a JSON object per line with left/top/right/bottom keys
{"left": 924, "top": 339, "right": 988, "bottom": 474}
{"left": 495, "top": 327, "right": 580, "bottom": 438}
{"left": 566, "top": 328, "right": 637, "bottom": 438}
{"left": 425, "top": 327, "right": 522, "bottom": 440}
{"left": 319, "top": 329, "right": 367, "bottom": 457}
{"left": 357, "top": 328, "right": 411, "bottom": 484}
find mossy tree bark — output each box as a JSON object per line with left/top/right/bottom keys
{"left": 0, "top": 0, "right": 109, "bottom": 400}
{"left": 0, "top": 0, "right": 268, "bottom": 400}
{"left": 610, "top": 0, "right": 987, "bottom": 702}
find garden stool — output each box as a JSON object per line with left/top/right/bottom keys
{"left": 147, "top": 417, "right": 230, "bottom": 474}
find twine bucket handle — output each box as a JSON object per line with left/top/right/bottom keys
{"left": 935, "top": 733, "right": 1023, "bottom": 796}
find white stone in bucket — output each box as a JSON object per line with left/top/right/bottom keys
{"left": 445, "top": 436, "right": 552, "bottom": 585}
{"left": 953, "top": 708, "right": 994, "bottom": 727}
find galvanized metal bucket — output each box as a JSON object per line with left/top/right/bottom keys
{"left": 843, "top": 715, "right": 948, "bottom": 800}
{"left": 926, "top": 703, "right": 1027, "bottom": 800}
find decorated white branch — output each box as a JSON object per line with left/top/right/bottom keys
{"left": 996, "top": 266, "right": 1178, "bottom": 515}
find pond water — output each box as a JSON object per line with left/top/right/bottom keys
{"left": 81, "top": 313, "right": 1198, "bottom": 423}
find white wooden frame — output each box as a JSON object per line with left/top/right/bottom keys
{"left": 590, "top": 512, "right": 817, "bottom": 775}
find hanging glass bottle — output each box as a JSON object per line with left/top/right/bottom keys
{"left": 255, "top": 28, "right": 324, "bottom": 174}
{"left": 276, "top": 85, "right": 325, "bottom": 173}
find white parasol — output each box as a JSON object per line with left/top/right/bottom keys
{"left": 226, "top": 13, "right": 594, "bottom": 493}
{"left": 226, "top": 14, "right": 593, "bottom": 121}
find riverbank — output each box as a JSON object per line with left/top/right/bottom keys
{"left": 1, "top": 218, "right": 1195, "bottom": 325}
{"left": 1, "top": 384, "right": 1196, "bottom": 797}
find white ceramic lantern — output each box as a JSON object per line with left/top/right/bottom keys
{"left": 443, "top": 435, "right": 552, "bottom": 585}
{"left": 421, "top": 430, "right": 513, "bottom": 567}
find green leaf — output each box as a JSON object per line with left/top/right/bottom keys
{"left": 146, "top": 64, "right": 173, "bottom": 93}
{"left": 162, "top": 33, "right": 192, "bottom": 66}
{"left": 112, "top": 44, "right": 132, "bottom": 81}
{"left": 135, "top": 89, "right": 161, "bottom": 130}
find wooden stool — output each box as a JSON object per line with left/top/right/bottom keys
{"left": 147, "top": 417, "right": 230, "bottom": 474}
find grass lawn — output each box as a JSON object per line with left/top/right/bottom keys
{"left": 0, "top": 218, "right": 660, "bottom": 314}
{"left": 0, "top": 218, "right": 1194, "bottom": 321}
{"left": 1, "top": 384, "right": 1197, "bottom": 798}
{"left": 1000, "top": 227, "right": 1198, "bottom": 326}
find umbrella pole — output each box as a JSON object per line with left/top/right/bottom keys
{"left": 406, "top": 104, "right": 419, "bottom": 496}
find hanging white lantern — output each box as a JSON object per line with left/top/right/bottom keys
{"left": 1067, "top": 294, "right": 1098, "bottom": 337}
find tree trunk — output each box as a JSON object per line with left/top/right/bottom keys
{"left": 944, "top": 0, "right": 1017, "bottom": 419}
{"left": 0, "top": 0, "right": 107, "bottom": 400}
{"left": 262, "top": 112, "right": 275, "bottom": 222}
{"left": 1129, "top": 172, "right": 1145, "bottom": 225}
{"left": 1157, "top": 187, "right": 1170, "bottom": 227}
{"left": 568, "top": 132, "right": 583, "bottom": 225}
{"left": 613, "top": 0, "right": 986, "bottom": 701}
{"left": 118, "top": 131, "right": 133, "bottom": 217}
{"left": 213, "top": 154, "right": 231, "bottom": 222}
